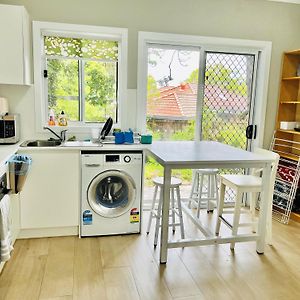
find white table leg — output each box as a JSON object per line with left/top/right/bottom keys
{"left": 266, "top": 197, "right": 273, "bottom": 245}
{"left": 160, "top": 166, "right": 171, "bottom": 264}
{"left": 256, "top": 162, "right": 272, "bottom": 254}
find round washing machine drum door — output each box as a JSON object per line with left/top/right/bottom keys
{"left": 87, "top": 170, "right": 136, "bottom": 218}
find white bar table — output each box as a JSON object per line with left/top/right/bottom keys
{"left": 147, "top": 141, "right": 273, "bottom": 264}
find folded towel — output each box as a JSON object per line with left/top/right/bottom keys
{"left": 0, "top": 194, "right": 13, "bottom": 262}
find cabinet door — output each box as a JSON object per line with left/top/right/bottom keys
{"left": 19, "top": 151, "right": 80, "bottom": 229}
{"left": 9, "top": 193, "right": 20, "bottom": 243}
{"left": 0, "top": 5, "right": 31, "bottom": 85}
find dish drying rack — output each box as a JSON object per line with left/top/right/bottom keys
{"left": 270, "top": 135, "right": 300, "bottom": 224}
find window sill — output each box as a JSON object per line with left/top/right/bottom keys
{"left": 41, "top": 121, "right": 120, "bottom": 134}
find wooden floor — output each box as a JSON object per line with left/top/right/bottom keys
{"left": 1, "top": 210, "right": 300, "bottom": 300}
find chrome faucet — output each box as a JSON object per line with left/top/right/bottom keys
{"left": 43, "top": 126, "right": 67, "bottom": 142}
{"left": 60, "top": 130, "right": 67, "bottom": 142}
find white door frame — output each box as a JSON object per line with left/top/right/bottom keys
{"left": 136, "top": 31, "right": 272, "bottom": 148}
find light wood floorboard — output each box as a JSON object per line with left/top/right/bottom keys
{"left": 125, "top": 235, "right": 173, "bottom": 300}
{"left": 103, "top": 267, "right": 139, "bottom": 300}
{"left": 0, "top": 210, "right": 300, "bottom": 299}
{"left": 73, "top": 237, "right": 107, "bottom": 300}
{"left": 39, "top": 237, "right": 75, "bottom": 299}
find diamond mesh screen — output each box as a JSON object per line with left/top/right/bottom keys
{"left": 202, "top": 52, "right": 254, "bottom": 147}
{"left": 202, "top": 52, "right": 255, "bottom": 202}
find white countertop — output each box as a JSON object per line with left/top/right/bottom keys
{"left": 63, "top": 141, "right": 150, "bottom": 150}
{"left": 0, "top": 140, "right": 150, "bottom": 166}
{"left": 0, "top": 142, "right": 22, "bottom": 167}
{"left": 17, "top": 140, "right": 150, "bottom": 151}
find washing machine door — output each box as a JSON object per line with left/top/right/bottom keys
{"left": 87, "top": 170, "right": 136, "bottom": 218}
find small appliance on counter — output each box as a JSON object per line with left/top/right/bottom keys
{"left": 0, "top": 114, "right": 20, "bottom": 144}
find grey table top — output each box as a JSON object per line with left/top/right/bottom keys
{"left": 148, "top": 141, "right": 272, "bottom": 167}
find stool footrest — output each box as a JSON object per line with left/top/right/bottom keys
{"left": 150, "top": 210, "right": 182, "bottom": 218}
{"left": 221, "top": 208, "right": 252, "bottom": 214}
{"left": 159, "top": 222, "right": 182, "bottom": 228}
{"left": 238, "top": 222, "right": 258, "bottom": 227}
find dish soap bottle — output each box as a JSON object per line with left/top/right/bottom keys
{"left": 58, "top": 110, "right": 68, "bottom": 126}
{"left": 48, "top": 109, "right": 56, "bottom": 126}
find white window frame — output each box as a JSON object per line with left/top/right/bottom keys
{"left": 33, "top": 21, "right": 128, "bottom": 133}
{"left": 137, "top": 31, "right": 272, "bottom": 148}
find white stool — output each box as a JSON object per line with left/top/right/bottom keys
{"left": 215, "top": 148, "right": 280, "bottom": 250}
{"left": 188, "top": 169, "right": 219, "bottom": 218}
{"left": 146, "top": 176, "right": 185, "bottom": 247}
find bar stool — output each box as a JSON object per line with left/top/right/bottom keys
{"left": 188, "top": 169, "right": 219, "bottom": 217}
{"left": 215, "top": 148, "right": 279, "bottom": 250}
{"left": 146, "top": 176, "right": 185, "bottom": 247}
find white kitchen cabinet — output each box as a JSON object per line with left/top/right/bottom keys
{"left": 9, "top": 193, "right": 20, "bottom": 243}
{"left": 0, "top": 4, "right": 31, "bottom": 85}
{"left": 19, "top": 150, "right": 80, "bottom": 235}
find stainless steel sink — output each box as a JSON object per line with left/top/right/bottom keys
{"left": 20, "top": 140, "right": 62, "bottom": 147}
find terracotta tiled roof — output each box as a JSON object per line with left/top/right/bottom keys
{"left": 147, "top": 82, "right": 248, "bottom": 119}
{"left": 147, "top": 91, "right": 182, "bottom": 118}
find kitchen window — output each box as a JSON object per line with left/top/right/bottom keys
{"left": 45, "top": 36, "right": 118, "bottom": 123}
{"left": 33, "top": 22, "right": 127, "bottom": 131}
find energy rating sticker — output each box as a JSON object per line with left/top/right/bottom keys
{"left": 130, "top": 208, "right": 140, "bottom": 223}
{"left": 83, "top": 210, "right": 93, "bottom": 225}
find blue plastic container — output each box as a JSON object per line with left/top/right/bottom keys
{"left": 124, "top": 131, "right": 134, "bottom": 144}
{"left": 115, "top": 132, "right": 125, "bottom": 144}
{"left": 140, "top": 134, "right": 152, "bottom": 144}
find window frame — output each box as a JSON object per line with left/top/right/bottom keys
{"left": 33, "top": 21, "right": 128, "bottom": 133}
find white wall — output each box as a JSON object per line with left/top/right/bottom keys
{"left": 0, "top": 0, "right": 299, "bottom": 144}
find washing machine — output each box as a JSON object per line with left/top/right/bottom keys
{"left": 80, "top": 151, "right": 143, "bottom": 237}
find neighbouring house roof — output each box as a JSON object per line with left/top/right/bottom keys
{"left": 147, "top": 82, "right": 249, "bottom": 120}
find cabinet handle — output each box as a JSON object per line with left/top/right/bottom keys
{"left": 85, "top": 164, "right": 100, "bottom": 167}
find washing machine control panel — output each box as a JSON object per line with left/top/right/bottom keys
{"left": 103, "top": 153, "right": 142, "bottom": 165}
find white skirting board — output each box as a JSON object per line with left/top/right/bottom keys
{"left": 18, "top": 226, "right": 78, "bottom": 239}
